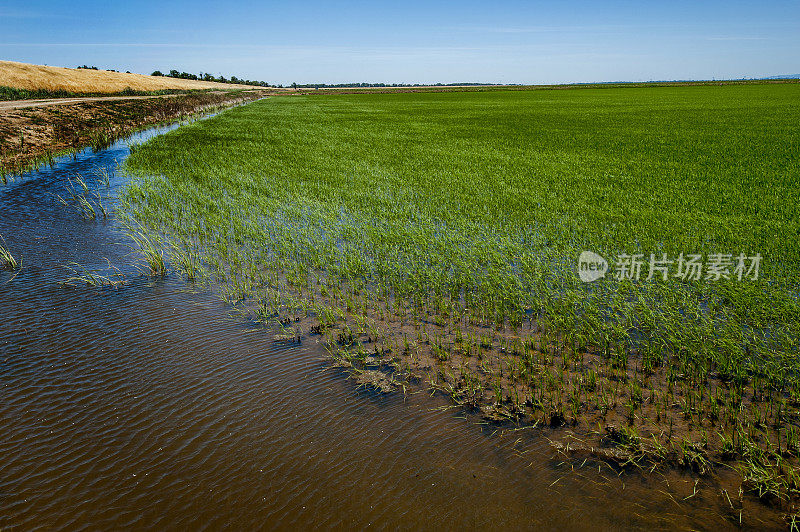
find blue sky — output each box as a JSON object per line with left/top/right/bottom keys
{"left": 1, "top": 0, "right": 798, "bottom": 85}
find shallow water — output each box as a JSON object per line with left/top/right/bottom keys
{"left": 0, "top": 120, "right": 784, "bottom": 530}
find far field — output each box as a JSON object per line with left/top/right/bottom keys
{"left": 121, "top": 84, "right": 800, "bottom": 515}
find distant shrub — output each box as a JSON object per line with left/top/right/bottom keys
{"left": 0, "top": 86, "right": 73, "bottom": 100}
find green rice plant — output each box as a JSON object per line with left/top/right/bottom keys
{"left": 678, "top": 438, "right": 712, "bottom": 474}
{"left": 95, "top": 167, "right": 111, "bottom": 187}
{"left": 739, "top": 450, "right": 800, "bottom": 505}
{"left": 168, "top": 243, "right": 201, "bottom": 282}
{"left": 75, "top": 193, "right": 97, "bottom": 219}
{"left": 0, "top": 237, "right": 18, "bottom": 271}
{"left": 54, "top": 176, "right": 109, "bottom": 220}
{"left": 125, "top": 226, "right": 167, "bottom": 276}
{"left": 60, "top": 258, "right": 126, "bottom": 287}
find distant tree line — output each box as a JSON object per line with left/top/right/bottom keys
{"left": 76, "top": 65, "right": 131, "bottom": 73}
{"left": 151, "top": 70, "right": 272, "bottom": 87}
{"left": 148, "top": 72, "right": 499, "bottom": 89}
{"left": 288, "top": 82, "right": 496, "bottom": 89}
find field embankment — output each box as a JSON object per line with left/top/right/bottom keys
{"left": 0, "top": 90, "right": 267, "bottom": 176}
{"left": 121, "top": 83, "right": 800, "bottom": 522}
{"left": 297, "top": 78, "right": 798, "bottom": 95}
{"left": 0, "top": 60, "right": 255, "bottom": 94}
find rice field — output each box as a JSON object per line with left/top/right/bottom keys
{"left": 120, "top": 83, "right": 800, "bottom": 518}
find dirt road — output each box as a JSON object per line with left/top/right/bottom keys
{"left": 0, "top": 94, "right": 178, "bottom": 111}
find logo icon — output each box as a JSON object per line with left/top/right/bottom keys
{"left": 578, "top": 251, "right": 608, "bottom": 283}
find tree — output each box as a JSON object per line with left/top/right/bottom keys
{"left": 151, "top": 70, "right": 164, "bottom": 76}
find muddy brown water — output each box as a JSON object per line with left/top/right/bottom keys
{"left": 0, "top": 121, "right": 785, "bottom": 530}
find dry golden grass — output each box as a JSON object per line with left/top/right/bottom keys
{"left": 0, "top": 60, "right": 255, "bottom": 93}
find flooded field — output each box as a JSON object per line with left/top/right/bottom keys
{"left": 0, "top": 118, "right": 787, "bottom": 530}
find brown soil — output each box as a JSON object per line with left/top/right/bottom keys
{"left": 258, "top": 278, "right": 800, "bottom": 520}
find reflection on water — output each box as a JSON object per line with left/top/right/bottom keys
{"left": 0, "top": 121, "right": 782, "bottom": 530}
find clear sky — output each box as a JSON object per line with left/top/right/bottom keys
{"left": 1, "top": 0, "right": 798, "bottom": 85}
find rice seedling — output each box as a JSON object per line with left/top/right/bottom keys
{"left": 119, "top": 83, "right": 800, "bottom": 516}
{"left": 168, "top": 243, "right": 202, "bottom": 282}
{"left": 95, "top": 167, "right": 111, "bottom": 187}
{"left": 0, "top": 236, "right": 18, "bottom": 270}
{"left": 54, "top": 177, "right": 109, "bottom": 220}
{"left": 124, "top": 224, "right": 167, "bottom": 276}
{"left": 60, "top": 258, "right": 126, "bottom": 287}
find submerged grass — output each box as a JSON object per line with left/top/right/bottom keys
{"left": 124, "top": 224, "right": 167, "bottom": 277}
{"left": 120, "top": 84, "right": 800, "bottom": 516}
{"left": 53, "top": 174, "right": 110, "bottom": 220}
{"left": 60, "top": 258, "right": 126, "bottom": 287}
{"left": 0, "top": 236, "right": 18, "bottom": 270}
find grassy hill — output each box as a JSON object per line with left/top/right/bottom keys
{"left": 0, "top": 60, "right": 254, "bottom": 94}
